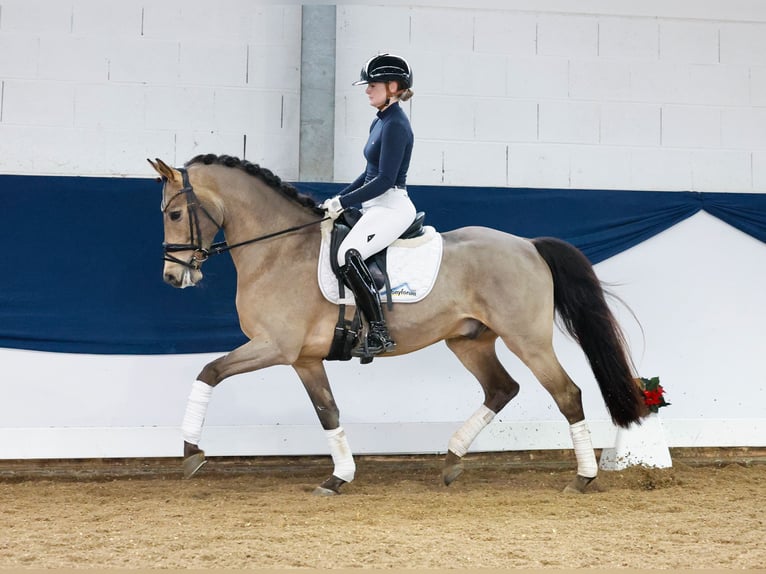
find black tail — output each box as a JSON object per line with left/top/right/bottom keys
{"left": 532, "top": 237, "right": 644, "bottom": 428}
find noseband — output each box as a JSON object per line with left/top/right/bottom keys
{"left": 161, "top": 167, "right": 328, "bottom": 271}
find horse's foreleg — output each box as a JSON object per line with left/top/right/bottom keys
{"left": 443, "top": 334, "right": 520, "bottom": 486}
{"left": 180, "top": 339, "right": 290, "bottom": 479}
{"left": 293, "top": 360, "right": 355, "bottom": 496}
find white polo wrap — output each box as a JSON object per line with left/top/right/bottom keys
{"left": 570, "top": 420, "right": 598, "bottom": 478}
{"left": 448, "top": 404, "right": 496, "bottom": 458}
{"left": 325, "top": 426, "right": 356, "bottom": 483}
{"left": 181, "top": 380, "right": 213, "bottom": 445}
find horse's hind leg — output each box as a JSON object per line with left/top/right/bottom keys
{"left": 516, "top": 343, "right": 598, "bottom": 494}
{"left": 443, "top": 331, "right": 520, "bottom": 486}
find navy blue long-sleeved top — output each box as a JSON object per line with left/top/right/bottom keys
{"left": 339, "top": 102, "right": 413, "bottom": 208}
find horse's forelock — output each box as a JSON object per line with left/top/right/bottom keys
{"left": 186, "top": 154, "right": 324, "bottom": 215}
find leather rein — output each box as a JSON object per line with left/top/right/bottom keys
{"left": 161, "top": 167, "right": 328, "bottom": 270}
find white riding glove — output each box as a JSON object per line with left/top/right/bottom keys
{"left": 321, "top": 195, "right": 345, "bottom": 220}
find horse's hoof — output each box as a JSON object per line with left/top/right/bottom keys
{"left": 313, "top": 486, "right": 339, "bottom": 496}
{"left": 183, "top": 452, "right": 207, "bottom": 479}
{"left": 314, "top": 475, "right": 346, "bottom": 495}
{"left": 442, "top": 462, "right": 464, "bottom": 486}
{"left": 442, "top": 450, "right": 464, "bottom": 486}
{"left": 563, "top": 474, "right": 596, "bottom": 494}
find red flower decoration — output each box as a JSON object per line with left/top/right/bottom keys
{"left": 639, "top": 377, "right": 670, "bottom": 413}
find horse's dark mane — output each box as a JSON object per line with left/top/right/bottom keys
{"left": 186, "top": 154, "right": 324, "bottom": 215}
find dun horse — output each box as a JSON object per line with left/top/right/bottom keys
{"left": 148, "top": 154, "right": 645, "bottom": 495}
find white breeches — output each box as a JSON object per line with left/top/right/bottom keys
{"left": 336, "top": 187, "right": 416, "bottom": 267}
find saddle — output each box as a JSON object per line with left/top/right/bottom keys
{"left": 325, "top": 207, "right": 426, "bottom": 363}
{"left": 328, "top": 207, "right": 426, "bottom": 294}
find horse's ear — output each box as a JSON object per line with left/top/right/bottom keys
{"left": 147, "top": 158, "right": 182, "bottom": 183}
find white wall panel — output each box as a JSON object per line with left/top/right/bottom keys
{"left": 2, "top": 80, "right": 74, "bottom": 127}
{"left": 0, "top": 34, "right": 40, "bottom": 79}
{"left": 598, "top": 17, "right": 659, "bottom": 61}
{"left": 690, "top": 150, "right": 752, "bottom": 191}
{"left": 473, "top": 11, "right": 537, "bottom": 56}
{"left": 661, "top": 106, "right": 721, "bottom": 149}
{"left": 629, "top": 148, "right": 692, "bottom": 191}
{"left": 600, "top": 103, "right": 661, "bottom": 146}
{"left": 659, "top": 21, "right": 720, "bottom": 64}
{"left": 539, "top": 101, "right": 600, "bottom": 144}
{"left": 720, "top": 22, "right": 766, "bottom": 65}
{"left": 507, "top": 143, "right": 571, "bottom": 188}
{"left": 0, "top": 0, "right": 72, "bottom": 33}
{"left": 537, "top": 14, "right": 598, "bottom": 58}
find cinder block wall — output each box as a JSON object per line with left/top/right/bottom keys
{"left": 335, "top": 4, "right": 766, "bottom": 191}
{"left": 1, "top": 1, "right": 765, "bottom": 191}
{"left": 0, "top": 0, "right": 301, "bottom": 178}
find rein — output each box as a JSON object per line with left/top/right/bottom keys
{"left": 162, "top": 167, "right": 328, "bottom": 270}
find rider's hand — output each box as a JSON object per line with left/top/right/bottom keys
{"left": 321, "top": 196, "right": 344, "bottom": 220}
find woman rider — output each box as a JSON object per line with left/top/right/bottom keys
{"left": 321, "top": 53, "right": 417, "bottom": 358}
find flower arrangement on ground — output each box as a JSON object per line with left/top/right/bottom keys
{"left": 638, "top": 376, "right": 670, "bottom": 413}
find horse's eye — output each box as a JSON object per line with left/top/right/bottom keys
{"left": 168, "top": 210, "right": 182, "bottom": 222}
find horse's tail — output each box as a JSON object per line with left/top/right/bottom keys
{"left": 532, "top": 237, "right": 644, "bottom": 428}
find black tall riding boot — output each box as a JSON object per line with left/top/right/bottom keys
{"left": 339, "top": 249, "right": 396, "bottom": 356}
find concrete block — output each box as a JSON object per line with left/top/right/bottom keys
{"left": 570, "top": 145, "right": 632, "bottom": 190}
{"left": 507, "top": 143, "right": 571, "bottom": 189}
{"left": 107, "top": 38, "right": 180, "bottom": 84}
{"left": 74, "top": 84, "right": 145, "bottom": 129}
{"left": 539, "top": 101, "right": 600, "bottom": 144}
{"left": 601, "top": 103, "right": 660, "bottom": 146}
{"left": 38, "top": 36, "right": 110, "bottom": 81}
{"left": 71, "top": 0, "right": 143, "bottom": 37}
{"left": 598, "top": 17, "right": 658, "bottom": 61}
{"left": 661, "top": 106, "right": 721, "bottom": 148}
{"left": 720, "top": 22, "right": 766, "bottom": 66}
{"left": 441, "top": 53, "right": 507, "bottom": 97}
{"left": 247, "top": 44, "right": 301, "bottom": 91}
{"left": 442, "top": 141, "right": 507, "bottom": 187}
{"left": 690, "top": 150, "right": 752, "bottom": 192}
{"left": 569, "top": 59, "right": 632, "bottom": 101}
{"left": 473, "top": 11, "right": 537, "bottom": 56}
{"left": 659, "top": 21, "right": 719, "bottom": 64}
{"left": 2, "top": 80, "right": 74, "bottom": 127}
{"left": 179, "top": 41, "right": 248, "bottom": 87}
{"left": 629, "top": 61, "right": 689, "bottom": 103}
{"left": 630, "top": 148, "right": 693, "bottom": 191}
{"left": 686, "top": 64, "right": 750, "bottom": 106}
{"left": 0, "top": 0, "right": 72, "bottom": 33}
{"left": 175, "top": 130, "right": 247, "bottom": 166}
{"left": 474, "top": 99, "right": 537, "bottom": 143}
{"left": 413, "top": 96, "right": 474, "bottom": 141}
{"left": 0, "top": 126, "right": 105, "bottom": 175}
{"left": 751, "top": 66, "right": 766, "bottom": 106}
{"left": 507, "top": 57, "right": 569, "bottom": 99}
{"left": 143, "top": 2, "right": 299, "bottom": 43}
{"left": 144, "top": 86, "right": 216, "bottom": 131}
{"left": 537, "top": 14, "right": 598, "bottom": 58}
{"left": 214, "top": 89, "right": 298, "bottom": 136}
{"left": 333, "top": 136, "right": 367, "bottom": 184}
{"left": 102, "top": 129, "right": 177, "bottom": 177}
{"left": 243, "top": 130, "right": 299, "bottom": 180}
{"left": 404, "top": 140, "right": 445, "bottom": 185}
{"left": 752, "top": 151, "right": 766, "bottom": 190}
{"left": 336, "top": 6, "right": 411, "bottom": 51}
{"left": 722, "top": 108, "right": 766, "bottom": 149}
{"left": 0, "top": 34, "right": 39, "bottom": 79}
{"left": 410, "top": 8, "right": 474, "bottom": 52}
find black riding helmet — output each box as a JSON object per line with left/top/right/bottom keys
{"left": 353, "top": 53, "right": 413, "bottom": 89}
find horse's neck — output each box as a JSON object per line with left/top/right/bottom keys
{"left": 219, "top": 178, "right": 319, "bottom": 273}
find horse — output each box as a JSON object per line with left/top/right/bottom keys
{"left": 147, "top": 153, "right": 646, "bottom": 495}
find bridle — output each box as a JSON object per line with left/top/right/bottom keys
{"left": 161, "top": 167, "right": 328, "bottom": 270}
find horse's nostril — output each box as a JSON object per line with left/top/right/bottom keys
{"left": 164, "top": 273, "right": 180, "bottom": 287}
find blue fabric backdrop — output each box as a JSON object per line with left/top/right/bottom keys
{"left": 1, "top": 175, "right": 764, "bottom": 354}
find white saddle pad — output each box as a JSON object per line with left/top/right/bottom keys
{"left": 317, "top": 219, "right": 443, "bottom": 305}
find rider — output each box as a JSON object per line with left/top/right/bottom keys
{"left": 321, "top": 53, "right": 417, "bottom": 357}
